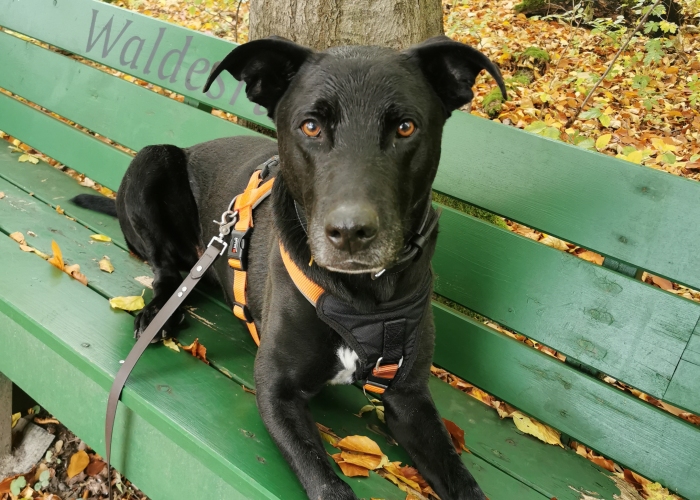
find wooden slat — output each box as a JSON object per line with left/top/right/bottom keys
{"left": 432, "top": 203, "right": 700, "bottom": 398}
{"left": 0, "top": 154, "right": 622, "bottom": 500}
{"left": 0, "top": 92, "right": 130, "bottom": 190}
{"left": 664, "top": 328, "right": 700, "bottom": 415}
{"left": 437, "top": 111, "right": 700, "bottom": 290}
{"left": 0, "top": 31, "right": 263, "bottom": 153}
{"left": 432, "top": 303, "right": 700, "bottom": 499}
{"left": 0, "top": 0, "right": 273, "bottom": 129}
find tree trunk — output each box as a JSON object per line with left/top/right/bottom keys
{"left": 248, "top": 0, "right": 444, "bottom": 50}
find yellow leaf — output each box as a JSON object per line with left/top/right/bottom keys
{"left": 12, "top": 412, "right": 21, "bottom": 428}
{"left": 67, "top": 450, "right": 90, "bottom": 479}
{"left": 9, "top": 232, "right": 26, "bottom": 245}
{"left": 99, "top": 257, "right": 115, "bottom": 273}
{"left": 540, "top": 234, "right": 569, "bottom": 251}
{"left": 18, "top": 154, "right": 39, "bottom": 164}
{"left": 331, "top": 453, "right": 369, "bottom": 477}
{"left": 109, "top": 291, "right": 145, "bottom": 311}
{"left": 64, "top": 263, "right": 88, "bottom": 286}
{"left": 56, "top": 205, "right": 65, "bottom": 215}
{"left": 337, "top": 435, "right": 383, "bottom": 456}
{"left": 596, "top": 134, "right": 612, "bottom": 150}
{"left": 650, "top": 138, "right": 676, "bottom": 152}
{"left": 163, "top": 338, "right": 180, "bottom": 352}
{"left": 625, "top": 150, "right": 643, "bottom": 164}
{"left": 48, "top": 240, "right": 64, "bottom": 271}
{"left": 90, "top": 234, "right": 112, "bottom": 242}
{"left": 340, "top": 450, "right": 384, "bottom": 470}
{"left": 510, "top": 411, "right": 564, "bottom": 448}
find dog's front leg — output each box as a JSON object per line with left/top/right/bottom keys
{"left": 255, "top": 369, "right": 357, "bottom": 500}
{"left": 383, "top": 385, "right": 486, "bottom": 500}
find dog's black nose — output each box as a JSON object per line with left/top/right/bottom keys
{"left": 324, "top": 204, "right": 378, "bottom": 253}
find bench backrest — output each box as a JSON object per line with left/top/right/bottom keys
{"left": 1, "top": 1, "right": 699, "bottom": 497}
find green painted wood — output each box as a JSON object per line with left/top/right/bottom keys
{"left": 0, "top": 146, "right": 128, "bottom": 248}
{"left": 0, "top": 92, "right": 130, "bottom": 190}
{"left": 664, "top": 329, "right": 700, "bottom": 416}
{"left": 432, "top": 303, "right": 700, "bottom": 500}
{"left": 437, "top": 111, "right": 700, "bottom": 290}
{"left": 432, "top": 203, "right": 700, "bottom": 398}
{"left": 0, "top": 235, "right": 406, "bottom": 500}
{"left": 0, "top": 31, "right": 263, "bottom": 154}
{"left": 0, "top": 0, "right": 273, "bottom": 129}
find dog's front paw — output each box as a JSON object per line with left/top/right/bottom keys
{"left": 134, "top": 302, "right": 185, "bottom": 343}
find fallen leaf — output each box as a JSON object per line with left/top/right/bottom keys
{"left": 11, "top": 412, "right": 20, "bottom": 428}
{"left": 650, "top": 275, "right": 674, "bottom": 291}
{"left": 596, "top": 133, "right": 612, "bottom": 150}
{"left": 90, "top": 234, "right": 112, "bottom": 242}
{"left": 67, "top": 450, "right": 90, "bottom": 479}
{"left": 383, "top": 462, "right": 422, "bottom": 491}
{"left": 18, "top": 154, "right": 39, "bottom": 164}
{"left": 56, "top": 205, "right": 65, "bottom": 215}
{"left": 540, "top": 234, "right": 569, "bottom": 251}
{"left": 317, "top": 423, "right": 340, "bottom": 447}
{"left": 48, "top": 240, "right": 64, "bottom": 271}
{"left": 576, "top": 250, "right": 605, "bottom": 265}
{"left": 109, "top": 291, "right": 145, "bottom": 312}
{"left": 0, "top": 192, "right": 5, "bottom": 199}
{"left": 9, "top": 232, "right": 26, "bottom": 245}
{"left": 155, "top": 339, "right": 178, "bottom": 354}
{"left": 182, "top": 337, "right": 209, "bottom": 364}
{"left": 33, "top": 417, "right": 60, "bottom": 425}
{"left": 340, "top": 450, "right": 384, "bottom": 470}
{"left": 510, "top": 411, "right": 564, "bottom": 448}
{"left": 64, "top": 263, "right": 88, "bottom": 286}
{"left": 99, "top": 257, "right": 115, "bottom": 273}
{"left": 86, "top": 459, "right": 106, "bottom": 477}
{"left": 337, "top": 435, "right": 382, "bottom": 456}
{"left": 135, "top": 276, "right": 154, "bottom": 289}
{"left": 442, "top": 418, "right": 466, "bottom": 454}
{"left": 331, "top": 453, "right": 369, "bottom": 477}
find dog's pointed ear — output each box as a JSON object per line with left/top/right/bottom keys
{"left": 403, "top": 36, "right": 507, "bottom": 116}
{"left": 203, "top": 36, "right": 313, "bottom": 117}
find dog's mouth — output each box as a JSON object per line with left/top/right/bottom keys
{"left": 322, "top": 259, "right": 386, "bottom": 275}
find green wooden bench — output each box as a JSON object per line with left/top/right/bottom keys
{"left": 1, "top": 1, "right": 699, "bottom": 498}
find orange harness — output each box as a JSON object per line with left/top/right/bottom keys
{"left": 229, "top": 163, "right": 434, "bottom": 395}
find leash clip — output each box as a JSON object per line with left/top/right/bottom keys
{"left": 214, "top": 208, "right": 239, "bottom": 236}
{"left": 208, "top": 235, "right": 229, "bottom": 256}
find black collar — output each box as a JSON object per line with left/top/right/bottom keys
{"left": 293, "top": 198, "right": 440, "bottom": 279}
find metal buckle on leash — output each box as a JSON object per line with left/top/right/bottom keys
{"left": 208, "top": 235, "right": 229, "bottom": 256}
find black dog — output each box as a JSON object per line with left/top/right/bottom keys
{"left": 74, "top": 35, "right": 505, "bottom": 500}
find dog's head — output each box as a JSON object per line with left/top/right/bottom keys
{"left": 205, "top": 36, "right": 506, "bottom": 274}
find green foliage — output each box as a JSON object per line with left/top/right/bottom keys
{"left": 514, "top": 0, "right": 546, "bottom": 14}
{"left": 521, "top": 46, "right": 550, "bottom": 62}
{"left": 432, "top": 192, "right": 508, "bottom": 230}
{"left": 482, "top": 88, "right": 505, "bottom": 118}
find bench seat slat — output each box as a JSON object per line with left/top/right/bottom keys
{"left": 0, "top": 0, "right": 273, "bottom": 129}
{"left": 433, "top": 303, "right": 700, "bottom": 499}
{"left": 0, "top": 92, "right": 130, "bottom": 190}
{"left": 663, "top": 331, "right": 700, "bottom": 415}
{"left": 0, "top": 31, "right": 263, "bottom": 156}
{"left": 438, "top": 111, "right": 700, "bottom": 290}
{"left": 0, "top": 154, "right": 622, "bottom": 500}
{"left": 433, "top": 203, "right": 700, "bottom": 399}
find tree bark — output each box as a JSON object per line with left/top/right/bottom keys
{"left": 248, "top": 0, "right": 444, "bottom": 50}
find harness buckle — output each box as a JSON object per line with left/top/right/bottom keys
{"left": 233, "top": 301, "right": 254, "bottom": 323}
{"left": 228, "top": 228, "right": 252, "bottom": 270}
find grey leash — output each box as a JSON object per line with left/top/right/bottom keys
{"left": 104, "top": 236, "right": 227, "bottom": 500}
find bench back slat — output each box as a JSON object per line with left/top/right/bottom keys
{"left": 0, "top": 0, "right": 273, "bottom": 129}
{"left": 0, "top": 92, "right": 130, "bottom": 189}
{"left": 663, "top": 330, "right": 700, "bottom": 415}
{"left": 438, "top": 112, "right": 700, "bottom": 291}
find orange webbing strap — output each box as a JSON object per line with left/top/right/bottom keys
{"left": 228, "top": 170, "right": 275, "bottom": 346}
{"left": 279, "top": 243, "right": 325, "bottom": 305}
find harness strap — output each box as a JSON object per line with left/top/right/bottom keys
{"left": 279, "top": 243, "right": 325, "bottom": 305}
{"left": 228, "top": 169, "right": 275, "bottom": 346}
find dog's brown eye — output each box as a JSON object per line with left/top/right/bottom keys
{"left": 397, "top": 120, "right": 416, "bottom": 138}
{"left": 301, "top": 120, "right": 321, "bottom": 137}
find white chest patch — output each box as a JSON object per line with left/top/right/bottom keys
{"left": 328, "top": 346, "right": 359, "bottom": 385}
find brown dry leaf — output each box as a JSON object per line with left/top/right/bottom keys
{"left": 494, "top": 400, "right": 518, "bottom": 419}
{"left": 511, "top": 223, "right": 540, "bottom": 241}
{"left": 442, "top": 418, "right": 466, "bottom": 454}
{"left": 47, "top": 240, "right": 64, "bottom": 271}
{"left": 510, "top": 411, "right": 564, "bottom": 448}
{"left": 540, "top": 234, "right": 570, "bottom": 251}
{"left": 64, "top": 263, "right": 88, "bottom": 286}
{"left": 67, "top": 450, "right": 90, "bottom": 479}
{"left": 340, "top": 450, "right": 384, "bottom": 470}
{"left": 56, "top": 205, "right": 65, "bottom": 215}
{"left": 383, "top": 462, "right": 422, "bottom": 491}
{"left": 651, "top": 275, "right": 674, "bottom": 291}
{"left": 336, "top": 435, "right": 382, "bottom": 456}
{"left": 182, "top": 337, "right": 210, "bottom": 364}
{"left": 573, "top": 442, "right": 616, "bottom": 473}
{"left": 331, "top": 453, "right": 370, "bottom": 478}
{"left": 34, "top": 417, "right": 60, "bottom": 425}
{"left": 9, "top": 231, "right": 26, "bottom": 245}
{"left": 99, "top": 257, "right": 115, "bottom": 273}
{"left": 86, "top": 458, "right": 106, "bottom": 477}
{"left": 0, "top": 192, "right": 5, "bottom": 199}
{"left": 109, "top": 291, "right": 145, "bottom": 312}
